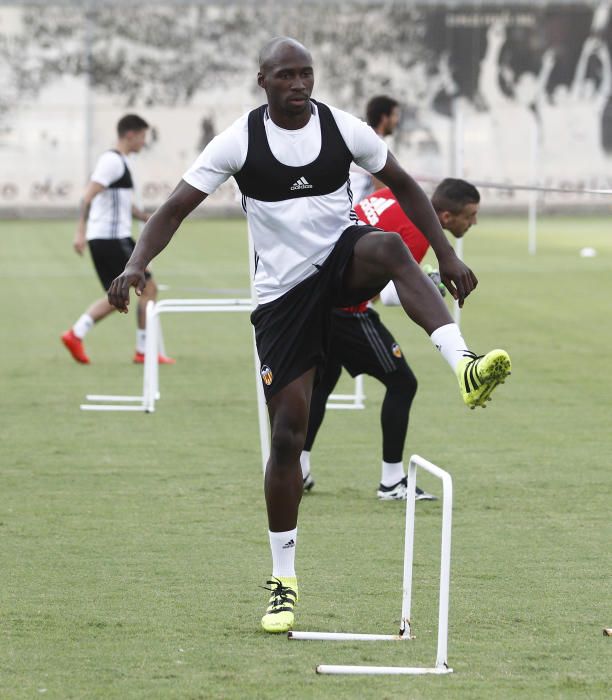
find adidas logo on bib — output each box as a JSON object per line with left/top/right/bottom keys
{"left": 290, "top": 176, "right": 313, "bottom": 191}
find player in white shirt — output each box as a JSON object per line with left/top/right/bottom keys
{"left": 61, "top": 114, "right": 173, "bottom": 365}
{"left": 349, "top": 95, "right": 400, "bottom": 203}
{"left": 106, "top": 38, "right": 511, "bottom": 634}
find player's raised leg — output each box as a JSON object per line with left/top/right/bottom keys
{"left": 344, "top": 231, "right": 511, "bottom": 408}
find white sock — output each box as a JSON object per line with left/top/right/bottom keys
{"left": 299, "top": 451, "right": 311, "bottom": 479}
{"left": 72, "top": 313, "right": 94, "bottom": 339}
{"left": 269, "top": 528, "right": 297, "bottom": 578}
{"left": 381, "top": 460, "right": 404, "bottom": 486}
{"left": 430, "top": 323, "right": 470, "bottom": 371}
{"left": 136, "top": 329, "right": 147, "bottom": 354}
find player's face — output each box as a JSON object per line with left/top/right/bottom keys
{"left": 381, "top": 106, "right": 400, "bottom": 136}
{"left": 442, "top": 202, "right": 479, "bottom": 238}
{"left": 258, "top": 48, "right": 314, "bottom": 120}
{"left": 125, "top": 129, "right": 148, "bottom": 153}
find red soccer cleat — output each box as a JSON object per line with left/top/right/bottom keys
{"left": 133, "top": 351, "right": 176, "bottom": 365}
{"left": 61, "top": 329, "right": 90, "bottom": 364}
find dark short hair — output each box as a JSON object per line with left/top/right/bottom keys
{"left": 431, "top": 178, "right": 480, "bottom": 214}
{"left": 365, "top": 95, "right": 399, "bottom": 128}
{"left": 117, "top": 114, "right": 149, "bottom": 137}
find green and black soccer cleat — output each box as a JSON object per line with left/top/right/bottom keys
{"left": 456, "top": 349, "right": 511, "bottom": 409}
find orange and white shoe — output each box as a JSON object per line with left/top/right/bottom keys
{"left": 61, "top": 329, "right": 90, "bottom": 364}
{"left": 133, "top": 351, "right": 175, "bottom": 365}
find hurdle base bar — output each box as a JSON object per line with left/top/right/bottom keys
{"left": 80, "top": 403, "right": 146, "bottom": 412}
{"left": 80, "top": 393, "right": 159, "bottom": 412}
{"left": 85, "top": 394, "right": 144, "bottom": 402}
{"left": 325, "top": 403, "right": 365, "bottom": 410}
{"left": 316, "top": 664, "right": 453, "bottom": 676}
{"left": 289, "top": 630, "right": 412, "bottom": 642}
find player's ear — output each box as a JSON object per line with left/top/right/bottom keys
{"left": 438, "top": 211, "right": 452, "bottom": 229}
{"left": 257, "top": 72, "right": 265, "bottom": 89}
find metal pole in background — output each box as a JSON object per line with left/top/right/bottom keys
{"left": 83, "top": 3, "right": 94, "bottom": 182}
{"left": 528, "top": 118, "right": 540, "bottom": 256}
{"left": 451, "top": 100, "right": 464, "bottom": 325}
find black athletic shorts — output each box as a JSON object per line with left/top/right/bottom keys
{"left": 88, "top": 237, "right": 152, "bottom": 291}
{"left": 329, "top": 307, "right": 409, "bottom": 379}
{"left": 251, "top": 224, "right": 382, "bottom": 401}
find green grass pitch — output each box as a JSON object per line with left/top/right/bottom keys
{"left": 1, "top": 215, "right": 611, "bottom": 699}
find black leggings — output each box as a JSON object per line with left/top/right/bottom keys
{"left": 304, "top": 358, "right": 418, "bottom": 463}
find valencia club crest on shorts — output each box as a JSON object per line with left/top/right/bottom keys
{"left": 261, "top": 364, "right": 274, "bottom": 386}
{"left": 391, "top": 343, "right": 402, "bottom": 358}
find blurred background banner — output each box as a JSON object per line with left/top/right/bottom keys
{"left": 0, "top": 0, "right": 610, "bottom": 215}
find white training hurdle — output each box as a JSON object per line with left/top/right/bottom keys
{"left": 80, "top": 298, "right": 254, "bottom": 413}
{"left": 289, "top": 454, "right": 454, "bottom": 676}
{"left": 80, "top": 298, "right": 271, "bottom": 472}
{"left": 142, "top": 298, "right": 255, "bottom": 413}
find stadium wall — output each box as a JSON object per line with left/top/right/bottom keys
{"left": 0, "top": 1, "right": 610, "bottom": 217}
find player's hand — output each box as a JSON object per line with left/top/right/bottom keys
{"left": 107, "top": 266, "right": 147, "bottom": 313}
{"left": 438, "top": 255, "right": 478, "bottom": 308}
{"left": 73, "top": 230, "right": 87, "bottom": 256}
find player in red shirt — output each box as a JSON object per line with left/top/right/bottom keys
{"left": 300, "top": 178, "right": 480, "bottom": 499}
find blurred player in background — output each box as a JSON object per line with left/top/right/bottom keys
{"left": 301, "top": 179, "right": 481, "bottom": 500}
{"left": 349, "top": 95, "right": 400, "bottom": 202}
{"left": 61, "top": 114, "right": 174, "bottom": 365}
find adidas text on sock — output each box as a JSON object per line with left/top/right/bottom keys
{"left": 269, "top": 528, "right": 297, "bottom": 578}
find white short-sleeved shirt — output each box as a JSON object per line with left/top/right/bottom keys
{"left": 86, "top": 151, "right": 134, "bottom": 241}
{"left": 349, "top": 163, "right": 375, "bottom": 204}
{"left": 183, "top": 103, "right": 388, "bottom": 303}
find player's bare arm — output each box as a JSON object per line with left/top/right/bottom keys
{"left": 374, "top": 153, "right": 478, "bottom": 305}
{"left": 74, "top": 181, "right": 105, "bottom": 255}
{"left": 107, "top": 180, "right": 207, "bottom": 312}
